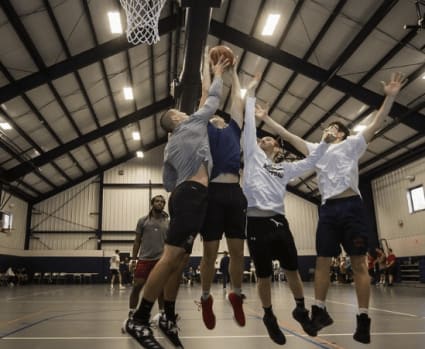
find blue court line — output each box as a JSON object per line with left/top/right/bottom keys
{"left": 0, "top": 310, "right": 92, "bottom": 339}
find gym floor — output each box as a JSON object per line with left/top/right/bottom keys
{"left": 1, "top": 282, "right": 424, "bottom": 349}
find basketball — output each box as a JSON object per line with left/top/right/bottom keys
{"left": 209, "top": 45, "right": 235, "bottom": 66}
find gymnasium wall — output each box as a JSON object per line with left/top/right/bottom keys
{"left": 0, "top": 194, "right": 28, "bottom": 256}
{"left": 27, "top": 145, "right": 320, "bottom": 257}
{"left": 372, "top": 156, "right": 425, "bottom": 257}
{"left": 0, "top": 145, "right": 322, "bottom": 280}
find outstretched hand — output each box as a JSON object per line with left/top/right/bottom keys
{"left": 381, "top": 72, "right": 407, "bottom": 97}
{"left": 211, "top": 55, "right": 231, "bottom": 76}
{"left": 255, "top": 103, "right": 269, "bottom": 121}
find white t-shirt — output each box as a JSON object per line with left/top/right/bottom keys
{"left": 306, "top": 133, "right": 367, "bottom": 204}
{"left": 242, "top": 97, "right": 330, "bottom": 215}
{"left": 109, "top": 253, "right": 120, "bottom": 270}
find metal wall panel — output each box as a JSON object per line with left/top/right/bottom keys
{"left": 285, "top": 192, "right": 319, "bottom": 255}
{"left": 372, "top": 157, "right": 425, "bottom": 256}
{"left": 0, "top": 194, "right": 28, "bottom": 254}
{"left": 29, "top": 233, "right": 97, "bottom": 251}
{"left": 32, "top": 177, "right": 99, "bottom": 232}
{"left": 104, "top": 146, "right": 165, "bottom": 184}
{"left": 102, "top": 188, "right": 169, "bottom": 231}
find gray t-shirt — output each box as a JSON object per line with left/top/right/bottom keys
{"left": 135, "top": 213, "right": 169, "bottom": 260}
{"left": 163, "top": 76, "right": 223, "bottom": 192}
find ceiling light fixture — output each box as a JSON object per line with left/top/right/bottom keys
{"left": 132, "top": 131, "right": 141, "bottom": 140}
{"left": 108, "top": 12, "right": 123, "bottom": 34}
{"left": 262, "top": 14, "right": 280, "bottom": 36}
{"left": 240, "top": 89, "right": 247, "bottom": 98}
{"left": 136, "top": 151, "right": 144, "bottom": 158}
{"left": 123, "top": 87, "right": 134, "bottom": 100}
{"left": 0, "top": 122, "right": 12, "bottom": 130}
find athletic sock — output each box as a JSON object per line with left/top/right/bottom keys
{"left": 201, "top": 290, "right": 210, "bottom": 300}
{"left": 263, "top": 306, "right": 274, "bottom": 317}
{"left": 233, "top": 287, "right": 242, "bottom": 296}
{"left": 133, "top": 298, "right": 154, "bottom": 324}
{"left": 358, "top": 308, "right": 369, "bottom": 315}
{"left": 164, "top": 300, "right": 176, "bottom": 321}
{"left": 295, "top": 297, "right": 305, "bottom": 309}
{"left": 315, "top": 300, "right": 326, "bottom": 309}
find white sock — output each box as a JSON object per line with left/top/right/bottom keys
{"left": 315, "top": 300, "right": 326, "bottom": 309}
{"left": 201, "top": 291, "right": 210, "bottom": 300}
{"left": 358, "top": 308, "right": 368, "bottom": 315}
{"left": 233, "top": 287, "right": 242, "bottom": 296}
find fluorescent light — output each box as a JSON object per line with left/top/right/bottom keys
{"left": 240, "top": 89, "right": 247, "bottom": 98}
{"left": 0, "top": 122, "right": 12, "bottom": 130}
{"left": 422, "top": 74, "right": 425, "bottom": 80}
{"left": 136, "top": 151, "right": 144, "bottom": 158}
{"left": 123, "top": 87, "right": 134, "bottom": 100}
{"left": 132, "top": 131, "right": 141, "bottom": 140}
{"left": 353, "top": 124, "right": 367, "bottom": 133}
{"left": 1, "top": 103, "right": 7, "bottom": 111}
{"left": 108, "top": 12, "right": 122, "bottom": 34}
{"left": 262, "top": 14, "right": 280, "bottom": 36}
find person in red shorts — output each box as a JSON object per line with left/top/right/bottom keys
{"left": 386, "top": 248, "right": 397, "bottom": 286}
{"left": 125, "top": 195, "right": 169, "bottom": 324}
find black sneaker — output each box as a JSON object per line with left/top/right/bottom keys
{"left": 353, "top": 313, "right": 371, "bottom": 344}
{"left": 158, "top": 313, "right": 184, "bottom": 348}
{"left": 263, "top": 313, "right": 286, "bottom": 345}
{"left": 311, "top": 305, "right": 333, "bottom": 331}
{"left": 125, "top": 319, "right": 164, "bottom": 349}
{"left": 292, "top": 307, "right": 317, "bottom": 336}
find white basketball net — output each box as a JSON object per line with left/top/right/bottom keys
{"left": 120, "top": 0, "right": 167, "bottom": 45}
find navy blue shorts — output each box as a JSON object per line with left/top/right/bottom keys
{"left": 247, "top": 214, "right": 298, "bottom": 278}
{"left": 166, "top": 181, "right": 208, "bottom": 254}
{"left": 200, "top": 183, "right": 247, "bottom": 241}
{"left": 316, "top": 196, "right": 369, "bottom": 257}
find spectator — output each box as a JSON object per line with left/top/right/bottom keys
{"left": 219, "top": 252, "right": 230, "bottom": 291}
{"left": 376, "top": 248, "right": 387, "bottom": 285}
{"left": 330, "top": 257, "right": 340, "bottom": 283}
{"left": 367, "top": 252, "right": 376, "bottom": 285}
{"left": 5, "top": 267, "right": 17, "bottom": 286}
{"left": 386, "top": 249, "right": 397, "bottom": 286}
{"left": 110, "top": 249, "right": 124, "bottom": 289}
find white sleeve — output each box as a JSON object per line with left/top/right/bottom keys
{"left": 305, "top": 141, "right": 318, "bottom": 155}
{"left": 283, "top": 141, "right": 330, "bottom": 180}
{"left": 346, "top": 133, "right": 368, "bottom": 159}
{"left": 242, "top": 96, "right": 261, "bottom": 159}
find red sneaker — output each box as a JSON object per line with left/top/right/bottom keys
{"left": 201, "top": 295, "right": 216, "bottom": 329}
{"left": 228, "top": 292, "right": 246, "bottom": 327}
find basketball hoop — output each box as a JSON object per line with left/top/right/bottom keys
{"left": 120, "top": 0, "right": 167, "bottom": 45}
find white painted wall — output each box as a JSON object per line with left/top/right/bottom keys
{"left": 0, "top": 194, "right": 28, "bottom": 255}
{"left": 21, "top": 144, "right": 320, "bottom": 257}
{"left": 372, "top": 157, "right": 425, "bottom": 257}
{"left": 33, "top": 177, "right": 99, "bottom": 232}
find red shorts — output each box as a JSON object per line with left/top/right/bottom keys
{"left": 134, "top": 259, "right": 159, "bottom": 280}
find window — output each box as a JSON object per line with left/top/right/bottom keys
{"left": 407, "top": 185, "right": 425, "bottom": 213}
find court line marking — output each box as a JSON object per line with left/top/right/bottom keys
{"left": 312, "top": 298, "right": 420, "bottom": 318}
{"left": 4, "top": 332, "right": 425, "bottom": 340}
{"left": 245, "top": 308, "right": 344, "bottom": 349}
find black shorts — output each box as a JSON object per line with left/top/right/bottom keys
{"left": 246, "top": 214, "right": 298, "bottom": 278}
{"left": 110, "top": 269, "right": 119, "bottom": 276}
{"left": 316, "top": 196, "right": 369, "bottom": 257}
{"left": 166, "top": 181, "right": 208, "bottom": 254}
{"left": 201, "top": 183, "right": 247, "bottom": 241}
